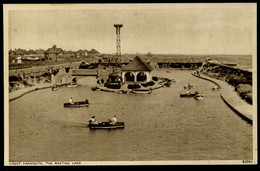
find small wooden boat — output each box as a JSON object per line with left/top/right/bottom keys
{"left": 67, "top": 83, "right": 78, "bottom": 88}
{"left": 51, "top": 87, "right": 58, "bottom": 91}
{"left": 212, "top": 85, "right": 220, "bottom": 91}
{"left": 164, "top": 82, "right": 171, "bottom": 87}
{"left": 180, "top": 93, "right": 195, "bottom": 97}
{"left": 64, "top": 101, "right": 89, "bottom": 108}
{"left": 131, "top": 89, "right": 152, "bottom": 94}
{"left": 194, "top": 94, "right": 204, "bottom": 100}
{"left": 92, "top": 86, "right": 100, "bottom": 91}
{"left": 89, "top": 121, "right": 125, "bottom": 129}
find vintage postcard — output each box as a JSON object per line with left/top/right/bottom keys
{"left": 4, "top": 3, "right": 257, "bottom": 165}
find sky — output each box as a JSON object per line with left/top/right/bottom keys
{"left": 7, "top": 4, "right": 256, "bottom": 55}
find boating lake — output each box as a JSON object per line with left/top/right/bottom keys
{"left": 9, "top": 69, "right": 253, "bottom": 161}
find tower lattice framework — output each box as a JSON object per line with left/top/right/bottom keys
{"left": 114, "top": 24, "right": 123, "bottom": 62}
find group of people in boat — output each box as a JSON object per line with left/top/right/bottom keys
{"left": 185, "top": 83, "right": 203, "bottom": 98}
{"left": 89, "top": 115, "right": 117, "bottom": 125}
{"left": 194, "top": 91, "right": 203, "bottom": 97}
{"left": 212, "top": 84, "right": 220, "bottom": 91}
{"left": 51, "top": 84, "right": 58, "bottom": 91}
{"left": 97, "top": 79, "right": 105, "bottom": 86}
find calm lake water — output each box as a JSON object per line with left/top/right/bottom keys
{"left": 9, "top": 69, "right": 253, "bottom": 161}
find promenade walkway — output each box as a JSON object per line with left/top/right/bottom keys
{"left": 9, "top": 70, "right": 76, "bottom": 101}
{"left": 192, "top": 73, "right": 253, "bottom": 124}
{"left": 9, "top": 83, "right": 52, "bottom": 101}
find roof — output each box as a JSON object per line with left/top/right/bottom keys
{"left": 45, "top": 45, "right": 63, "bottom": 54}
{"left": 121, "top": 56, "right": 153, "bottom": 71}
{"left": 88, "top": 48, "right": 99, "bottom": 54}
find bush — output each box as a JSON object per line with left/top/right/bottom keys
{"left": 245, "top": 93, "right": 252, "bottom": 104}
{"left": 128, "top": 84, "right": 141, "bottom": 89}
{"left": 140, "top": 81, "right": 155, "bottom": 87}
{"left": 237, "top": 84, "right": 252, "bottom": 94}
{"left": 239, "top": 92, "right": 247, "bottom": 99}
{"left": 141, "top": 83, "right": 148, "bottom": 87}
{"left": 228, "top": 75, "right": 249, "bottom": 86}
{"left": 106, "top": 84, "right": 121, "bottom": 89}
{"left": 147, "top": 81, "right": 155, "bottom": 86}
{"left": 152, "top": 76, "right": 158, "bottom": 81}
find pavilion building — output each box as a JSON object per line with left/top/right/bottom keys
{"left": 121, "top": 56, "right": 153, "bottom": 83}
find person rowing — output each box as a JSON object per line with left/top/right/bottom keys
{"left": 69, "top": 97, "right": 74, "bottom": 104}
{"left": 109, "top": 115, "right": 117, "bottom": 125}
{"left": 89, "top": 116, "right": 99, "bottom": 125}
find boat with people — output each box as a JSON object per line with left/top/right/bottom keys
{"left": 64, "top": 99, "right": 89, "bottom": 108}
{"left": 88, "top": 121, "right": 125, "bottom": 129}
{"left": 180, "top": 90, "right": 203, "bottom": 98}
{"left": 164, "top": 81, "right": 171, "bottom": 87}
{"left": 212, "top": 84, "right": 220, "bottom": 91}
{"left": 194, "top": 92, "right": 204, "bottom": 100}
{"left": 51, "top": 86, "right": 58, "bottom": 91}
{"left": 91, "top": 86, "right": 100, "bottom": 91}
{"left": 194, "top": 96, "right": 204, "bottom": 100}
{"left": 67, "top": 82, "right": 78, "bottom": 88}
{"left": 88, "top": 115, "right": 124, "bottom": 129}
{"left": 180, "top": 93, "right": 195, "bottom": 97}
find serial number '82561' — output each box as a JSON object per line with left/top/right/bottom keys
{"left": 242, "top": 160, "right": 253, "bottom": 163}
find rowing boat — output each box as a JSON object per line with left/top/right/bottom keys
{"left": 89, "top": 121, "right": 125, "bottom": 129}
{"left": 64, "top": 101, "right": 89, "bottom": 108}
{"left": 51, "top": 87, "right": 58, "bottom": 91}
{"left": 194, "top": 94, "right": 204, "bottom": 100}
{"left": 180, "top": 93, "right": 195, "bottom": 97}
{"left": 67, "top": 83, "right": 78, "bottom": 88}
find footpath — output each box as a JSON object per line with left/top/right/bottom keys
{"left": 191, "top": 73, "right": 253, "bottom": 124}
{"left": 9, "top": 83, "right": 52, "bottom": 101}
{"left": 9, "top": 70, "right": 76, "bottom": 102}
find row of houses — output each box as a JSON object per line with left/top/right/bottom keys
{"left": 9, "top": 45, "right": 100, "bottom": 64}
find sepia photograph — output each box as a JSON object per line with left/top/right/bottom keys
{"left": 4, "top": 3, "right": 257, "bottom": 165}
